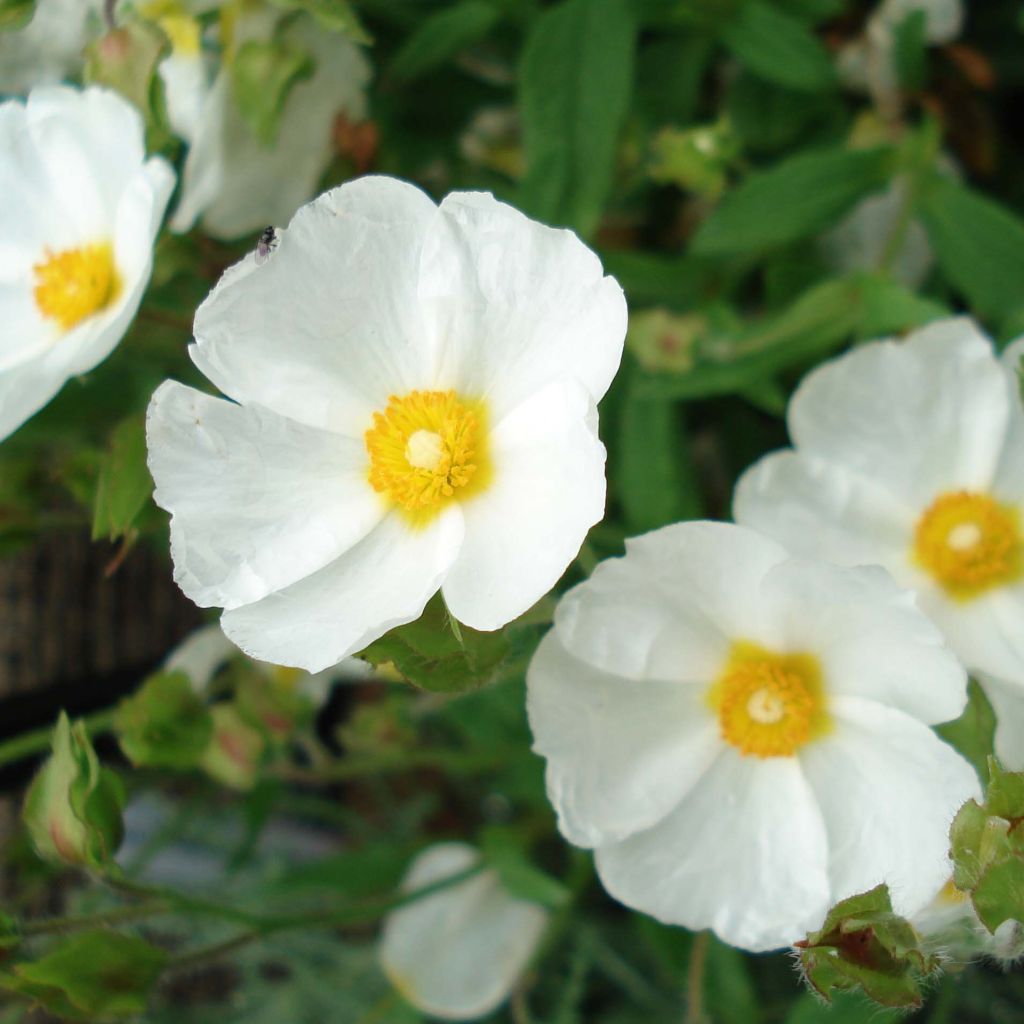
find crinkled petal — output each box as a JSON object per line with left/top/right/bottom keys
{"left": 220, "top": 508, "right": 464, "bottom": 672}
{"left": 147, "top": 381, "right": 386, "bottom": 610}
{"left": 762, "top": 559, "right": 967, "bottom": 724}
{"left": 421, "top": 190, "right": 626, "bottom": 417}
{"left": 190, "top": 177, "right": 438, "bottom": 437}
{"left": 554, "top": 521, "right": 787, "bottom": 681}
{"left": 993, "top": 336, "right": 1024, "bottom": 504}
{"left": 733, "top": 449, "right": 914, "bottom": 566}
{"left": 801, "top": 696, "right": 980, "bottom": 918}
{"left": 442, "top": 380, "right": 606, "bottom": 631}
{"left": 595, "top": 750, "right": 830, "bottom": 952}
{"left": 380, "top": 843, "right": 548, "bottom": 1022}
{"left": 788, "top": 318, "right": 1009, "bottom": 508}
{"left": 527, "top": 630, "right": 720, "bottom": 848}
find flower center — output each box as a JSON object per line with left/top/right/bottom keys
{"left": 913, "top": 491, "right": 1021, "bottom": 600}
{"left": 707, "top": 642, "right": 829, "bottom": 758}
{"left": 33, "top": 242, "right": 119, "bottom": 332}
{"left": 365, "top": 390, "right": 490, "bottom": 524}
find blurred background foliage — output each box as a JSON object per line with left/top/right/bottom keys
{"left": 4, "top": 0, "right": 1024, "bottom": 1021}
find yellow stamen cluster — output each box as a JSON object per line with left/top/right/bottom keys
{"left": 914, "top": 491, "right": 1021, "bottom": 600}
{"left": 365, "top": 390, "right": 489, "bottom": 523}
{"left": 33, "top": 242, "right": 119, "bottom": 332}
{"left": 708, "top": 642, "right": 828, "bottom": 758}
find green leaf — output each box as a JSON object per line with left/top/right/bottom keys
{"left": 693, "top": 146, "right": 893, "bottom": 254}
{"left": 893, "top": 9, "right": 927, "bottom": 92}
{"left": 0, "top": 931, "right": 166, "bottom": 1020}
{"left": 481, "top": 828, "right": 570, "bottom": 909}
{"left": 0, "top": 913, "right": 18, "bottom": 951}
{"left": 937, "top": 679, "right": 997, "bottom": 785}
{"left": 518, "top": 0, "right": 636, "bottom": 235}
{"left": 84, "top": 17, "right": 173, "bottom": 152}
{"left": 786, "top": 991, "right": 901, "bottom": 1024}
{"left": 919, "top": 174, "right": 1024, "bottom": 321}
{"left": 231, "top": 39, "right": 314, "bottom": 146}
{"left": 617, "top": 368, "right": 700, "bottom": 532}
{"left": 114, "top": 670, "right": 214, "bottom": 769}
{"left": 91, "top": 416, "right": 151, "bottom": 542}
{"left": 0, "top": 0, "right": 34, "bottom": 31}
{"left": 265, "top": 0, "right": 371, "bottom": 42}
{"left": 719, "top": 0, "right": 837, "bottom": 93}
{"left": 856, "top": 274, "right": 950, "bottom": 339}
{"left": 705, "top": 936, "right": 759, "bottom": 1024}
{"left": 636, "top": 276, "right": 862, "bottom": 403}
{"left": 359, "top": 594, "right": 510, "bottom": 694}
{"left": 391, "top": 1, "right": 499, "bottom": 81}
{"left": 22, "top": 713, "right": 125, "bottom": 871}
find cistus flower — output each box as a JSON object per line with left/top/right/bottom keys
{"left": 168, "top": 4, "right": 370, "bottom": 240}
{"left": 526, "top": 521, "right": 978, "bottom": 952}
{"left": 379, "top": 843, "right": 548, "bottom": 1021}
{"left": 734, "top": 319, "right": 1024, "bottom": 768}
{"left": 147, "top": 175, "right": 625, "bottom": 671}
{"left": 0, "top": 85, "right": 174, "bottom": 441}
{"left": 0, "top": 0, "right": 101, "bottom": 95}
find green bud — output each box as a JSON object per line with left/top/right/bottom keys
{"left": 648, "top": 122, "right": 739, "bottom": 199}
{"left": 949, "top": 757, "right": 1024, "bottom": 934}
{"left": 796, "top": 885, "right": 940, "bottom": 1009}
{"left": 0, "top": 0, "right": 35, "bottom": 31}
{"left": 200, "top": 705, "right": 266, "bottom": 790}
{"left": 114, "top": 670, "right": 214, "bottom": 769}
{"left": 22, "top": 713, "right": 125, "bottom": 871}
{"left": 626, "top": 308, "right": 705, "bottom": 375}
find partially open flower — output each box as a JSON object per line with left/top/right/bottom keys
{"left": 147, "top": 176, "right": 625, "bottom": 671}
{"left": 527, "top": 521, "right": 978, "bottom": 952}
{"left": 380, "top": 843, "right": 548, "bottom": 1021}
{"left": 735, "top": 319, "right": 1024, "bottom": 768}
{"left": 0, "top": 85, "right": 173, "bottom": 439}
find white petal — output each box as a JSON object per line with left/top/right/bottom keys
{"left": 0, "top": 0, "right": 95, "bottom": 94}
{"left": 878, "top": 0, "right": 964, "bottom": 42}
{"left": 919, "top": 584, "right": 1024, "bottom": 685}
{"left": 977, "top": 673, "right": 1024, "bottom": 771}
{"left": 380, "top": 843, "right": 548, "bottom": 1022}
{"left": 993, "top": 336, "right": 1024, "bottom": 503}
{"left": 147, "top": 381, "right": 386, "bottom": 610}
{"left": 554, "top": 521, "right": 787, "bottom": 681}
{"left": 421, "top": 190, "right": 626, "bottom": 417}
{"left": 801, "top": 696, "right": 980, "bottom": 918}
{"left": 442, "top": 380, "right": 606, "bottom": 631}
{"left": 788, "top": 318, "right": 1009, "bottom": 508}
{"left": 190, "top": 176, "right": 438, "bottom": 437}
{"left": 527, "top": 630, "right": 720, "bottom": 848}
{"left": 0, "top": 344, "right": 79, "bottom": 441}
{"left": 220, "top": 509, "right": 464, "bottom": 672}
{"left": 733, "top": 449, "right": 915, "bottom": 567}
{"left": 761, "top": 559, "right": 968, "bottom": 724}
{"left": 595, "top": 750, "right": 830, "bottom": 952}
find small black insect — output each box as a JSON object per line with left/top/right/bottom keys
{"left": 255, "top": 226, "right": 278, "bottom": 265}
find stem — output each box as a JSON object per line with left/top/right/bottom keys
{"left": 0, "top": 708, "right": 116, "bottom": 770}
{"left": 271, "top": 747, "right": 512, "bottom": 785}
{"left": 685, "top": 931, "right": 709, "bottom": 1024}
{"left": 22, "top": 901, "right": 170, "bottom": 936}
{"left": 165, "top": 863, "right": 485, "bottom": 971}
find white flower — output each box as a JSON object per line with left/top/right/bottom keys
{"left": 0, "top": 85, "right": 174, "bottom": 441}
{"left": 164, "top": 622, "right": 371, "bottom": 703}
{"left": 526, "top": 521, "right": 977, "bottom": 952}
{"left": 819, "top": 176, "right": 933, "bottom": 290}
{"left": 169, "top": 6, "right": 370, "bottom": 240}
{"left": 0, "top": 0, "right": 101, "bottom": 95}
{"left": 147, "top": 176, "right": 625, "bottom": 671}
{"left": 379, "top": 843, "right": 548, "bottom": 1021}
{"left": 837, "top": 0, "right": 964, "bottom": 108}
{"left": 735, "top": 319, "right": 1024, "bottom": 769}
